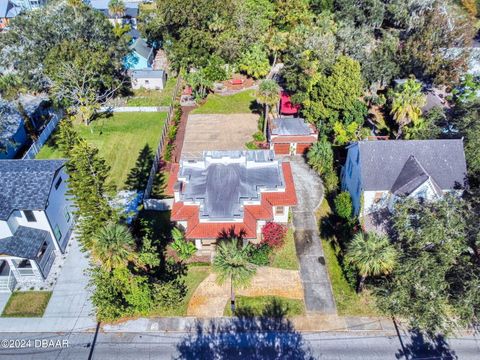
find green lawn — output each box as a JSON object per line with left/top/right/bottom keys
{"left": 151, "top": 265, "right": 211, "bottom": 317}
{"left": 126, "top": 77, "right": 178, "bottom": 107}
{"left": 269, "top": 228, "right": 299, "bottom": 270}
{"left": 317, "top": 200, "right": 379, "bottom": 317}
{"left": 191, "top": 90, "right": 259, "bottom": 114}
{"left": 2, "top": 291, "right": 52, "bottom": 317}
{"left": 224, "top": 295, "right": 305, "bottom": 317}
{"left": 37, "top": 112, "right": 167, "bottom": 191}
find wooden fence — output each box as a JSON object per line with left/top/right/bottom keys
{"left": 143, "top": 76, "right": 182, "bottom": 203}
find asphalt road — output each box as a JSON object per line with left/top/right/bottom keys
{"left": 0, "top": 331, "right": 478, "bottom": 359}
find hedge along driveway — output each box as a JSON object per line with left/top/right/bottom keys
{"left": 37, "top": 112, "right": 167, "bottom": 191}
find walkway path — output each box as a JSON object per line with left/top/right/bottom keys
{"left": 187, "top": 267, "right": 303, "bottom": 317}
{"left": 290, "top": 156, "right": 336, "bottom": 314}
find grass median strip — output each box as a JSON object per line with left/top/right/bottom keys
{"left": 2, "top": 291, "right": 52, "bottom": 317}
{"left": 224, "top": 295, "right": 305, "bottom": 317}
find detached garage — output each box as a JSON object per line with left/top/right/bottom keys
{"left": 131, "top": 69, "right": 167, "bottom": 90}
{"left": 268, "top": 117, "right": 317, "bottom": 156}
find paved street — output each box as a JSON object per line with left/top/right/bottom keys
{"left": 290, "top": 156, "right": 336, "bottom": 314}
{"left": 0, "top": 330, "right": 478, "bottom": 359}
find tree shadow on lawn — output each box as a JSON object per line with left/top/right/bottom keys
{"left": 396, "top": 329, "right": 457, "bottom": 360}
{"left": 249, "top": 99, "right": 263, "bottom": 115}
{"left": 175, "top": 299, "right": 315, "bottom": 360}
{"left": 125, "top": 144, "right": 154, "bottom": 191}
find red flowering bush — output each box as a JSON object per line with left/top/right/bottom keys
{"left": 261, "top": 222, "right": 287, "bottom": 248}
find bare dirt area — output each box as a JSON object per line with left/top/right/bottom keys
{"left": 181, "top": 113, "right": 258, "bottom": 159}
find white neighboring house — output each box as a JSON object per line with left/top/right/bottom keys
{"left": 131, "top": 69, "right": 167, "bottom": 90}
{"left": 341, "top": 140, "right": 467, "bottom": 232}
{"left": 0, "top": 160, "right": 75, "bottom": 291}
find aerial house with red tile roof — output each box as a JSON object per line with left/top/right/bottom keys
{"left": 169, "top": 150, "right": 297, "bottom": 258}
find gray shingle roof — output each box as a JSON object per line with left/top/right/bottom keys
{"left": 356, "top": 140, "right": 467, "bottom": 191}
{"left": 130, "top": 38, "right": 152, "bottom": 60}
{"left": 178, "top": 150, "right": 285, "bottom": 220}
{"left": 0, "top": 226, "right": 50, "bottom": 259}
{"left": 0, "top": 160, "right": 67, "bottom": 220}
{"left": 270, "top": 117, "right": 312, "bottom": 136}
{"left": 131, "top": 69, "right": 165, "bottom": 79}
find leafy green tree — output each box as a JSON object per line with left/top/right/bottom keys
{"left": 213, "top": 238, "right": 256, "bottom": 313}
{"left": 170, "top": 228, "right": 196, "bottom": 262}
{"left": 238, "top": 45, "right": 270, "bottom": 79}
{"left": 307, "top": 139, "right": 338, "bottom": 193}
{"left": 389, "top": 78, "right": 426, "bottom": 139}
{"left": 186, "top": 69, "right": 213, "bottom": 100}
{"left": 452, "top": 74, "right": 480, "bottom": 104}
{"left": 303, "top": 56, "right": 364, "bottom": 131}
{"left": 377, "top": 196, "right": 479, "bottom": 335}
{"left": 334, "top": 192, "right": 353, "bottom": 220}
{"left": 0, "top": 1, "right": 128, "bottom": 95}
{"left": 335, "top": 0, "right": 385, "bottom": 29}
{"left": 0, "top": 74, "right": 24, "bottom": 100}
{"left": 346, "top": 232, "right": 397, "bottom": 291}
{"left": 256, "top": 79, "right": 281, "bottom": 137}
{"left": 403, "top": 106, "right": 444, "bottom": 140}
{"left": 91, "top": 223, "right": 137, "bottom": 271}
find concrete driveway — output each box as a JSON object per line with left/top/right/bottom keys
{"left": 290, "top": 156, "right": 336, "bottom": 314}
{"left": 181, "top": 113, "right": 258, "bottom": 159}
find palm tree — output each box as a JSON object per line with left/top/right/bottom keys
{"left": 91, "top": 223, "right": 136, "bottom": 271}
{"left": 256, "top": 79, "right": 281, "bottom": 138}
{"left": 307, "top": 139, "right": 334, "bottom": 175}
{"left": 345, "top": 232, "right": 397, "bottom": 292}
{"left": 390, "top": 78, "right": 426, "bottom": 139}
{"left": 108, "top": 0, "right": 126, "bottom": 22}
{"left": 212, "top": 238, "right": 256, "bottom": 313}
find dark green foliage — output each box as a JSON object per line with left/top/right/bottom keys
{"left": 164, "top": 104, "right": 182, "bottom": 162}
{"left": 154, "top": 280, "right": 187, "bottom": 309}
{"left": 376, "top": 196, "right": 479, "bottom": 335}
{"left": 248, "top": 245, "right": 272, "bottom": 266}
{"left": 334, "top": 192, "right": 353, "bottom": 220}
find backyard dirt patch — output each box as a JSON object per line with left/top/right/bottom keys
{"left": 187, "top": 267, "right": 303, "bottom": 317}
{"left": 181, "top": 113, "right": 259, "bottom": 159}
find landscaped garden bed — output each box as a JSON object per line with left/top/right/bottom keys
{"left": 37, "top": 112, "right": 167, "bottom": 190}
{"left": 2, "top": 291, "right": 52, "bottom": 317}
{"left": 224, "top": 295, "right": 305, "bottom": 317}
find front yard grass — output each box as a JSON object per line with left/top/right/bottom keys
{"left": 269, "top": 229, "right": 299, "bottom": 270}
{"left": 126, "top": 77, "right": 178, "bottom": 107}
{"left": 317, "top": 199, "right": 379, "bottom": 317}
{"left": 37, "top": 112, "right": 167, "bottom": 191}
{"left": 191, "top": 90, "right": 259, "bottom": 114}
{"left": 224, "top": 295, "right": 305, "bottom": 317}
{"left": 151, "top": 265, "right": 210, "bottom": 317}
{"left": 2, "top": 291, "right": 52, "bottom": 317}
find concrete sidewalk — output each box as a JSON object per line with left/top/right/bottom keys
{"left": 102, "top": 315, "right": 397, "bottom": 334}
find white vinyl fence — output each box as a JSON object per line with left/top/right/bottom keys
{"left": 22, "top": 111, "right": 63, "bottom": 160}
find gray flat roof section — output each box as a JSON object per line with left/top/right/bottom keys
{"left": 179, "top": 150, "right": 284, "bottom": 220}
{"left": 131, "top": 69, "right": 165, "bottom": 79}
{"left": 271, "top": 117, "right": 312, "bottom": 136}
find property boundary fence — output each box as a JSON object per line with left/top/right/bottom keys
{"left": 22, "top": 111, "right": 63, "bottom": 160}
{"left": 143, "top": 76, "right": 182, "bottom": 204}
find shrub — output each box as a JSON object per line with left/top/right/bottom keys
{"left": 261, "top": 222, "right": 287, "bottom": 248}
{"left": 248, "top": 244, "right": 272, "bottom": 266}
{"left": 323, "top": 170, "right": 339, "bottom": 194}
{"left": 253, "top": 131, "right": 265, "bottom": 142}
{"left": 154, "top": 280, "right": 187, "bottom": 310}
{"left": 334, "top": 192, "right": 353, "bottom": 220}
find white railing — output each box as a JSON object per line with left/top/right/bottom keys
{"left": 22, "top": 111, "right": 63, "bottom": 159}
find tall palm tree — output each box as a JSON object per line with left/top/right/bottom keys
{"left": 307, "top": 139, "right": 334, "bottom": 176}
{"left": 91, "top": 223, "right": 136, "bottom": 271}
{"left": 345, "top": 232, "right": 397, "bottom": 292}
{"left": 108, "top": 0, "right": 126, "bottom": 22}
{"left": 212, "top": 238, "right": 256, "bottom": 313}
{"left": 256, "top": 79, "right": 281, "bottom": 138}
{"left": 390, "top": 78, "right": 426, "bottom": 139}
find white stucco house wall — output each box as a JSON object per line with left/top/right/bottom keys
{"left": 131, "top": 69, "right": 167, "bottom": 90}
{"left": 0, "top": 160, "right": 75, "bottom": 291}
{"left": 341, "top": 140, "right": 468, "bottom": 231}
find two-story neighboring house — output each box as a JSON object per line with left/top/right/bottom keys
{"left": 341, "top": 140, "right": 467, "bottom": 232}
{"left": 168, "top": 150, "right": 297, "bottom": 258}
{"left": 0, "top": 160, "right": 75, "bottom": 291}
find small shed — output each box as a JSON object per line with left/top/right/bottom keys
{"left": 131, "top": 69, "right": 167, "bottom": 90}
{"left": 269, "top": 117, "right": 317, "bottom": 156}
{"left": 279, "top": 91, "right": 300, "bottom": 115}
